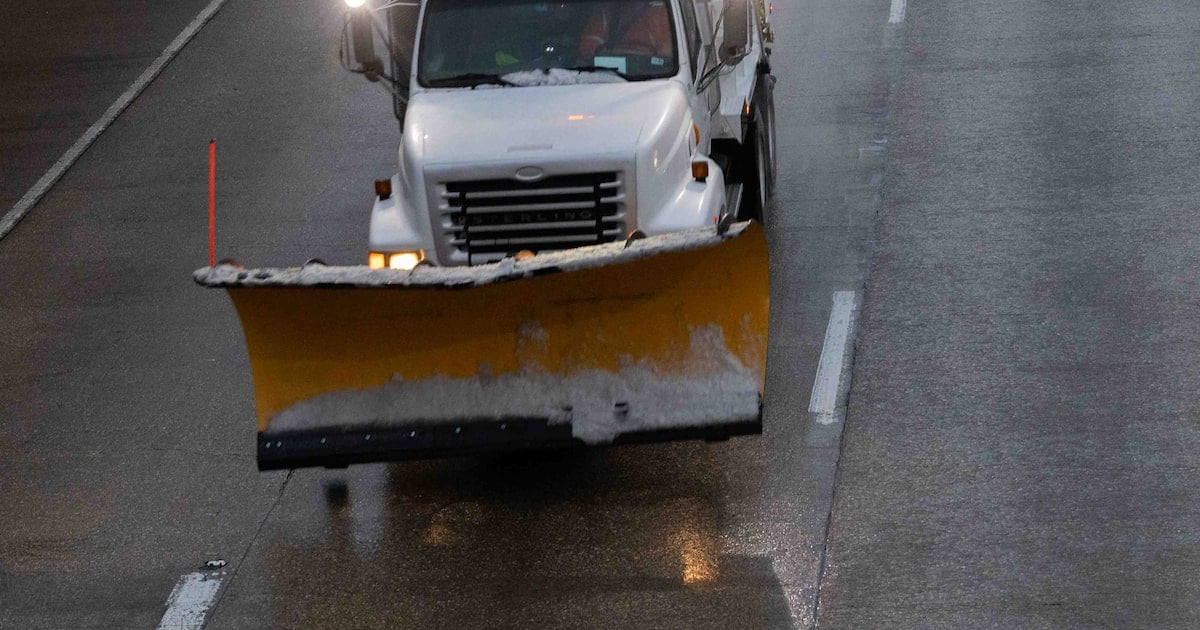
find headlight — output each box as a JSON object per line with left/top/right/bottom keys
{"left": 369, "top": 250, "right": 424, "bottom": 270}
{"left": 389, "top": 252, "right": 421, "bottom": 270}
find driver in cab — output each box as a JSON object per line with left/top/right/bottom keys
{"left": 578, "top": 1, "right": 673, "bottom": 59}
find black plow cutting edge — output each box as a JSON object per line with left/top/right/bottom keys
{"left": 257, "top": 414, "right": 763, "bottom": 471}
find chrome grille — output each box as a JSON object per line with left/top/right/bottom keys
{"left": 439, "top": 172, "right": 625, "bottom": 264}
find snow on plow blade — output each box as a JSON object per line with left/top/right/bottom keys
{"left": 194, "top": 222, "right": 768, "bottom": 470}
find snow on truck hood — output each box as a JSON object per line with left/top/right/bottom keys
{"left": 406, "top": 79, "right": 690, "bottom": 164}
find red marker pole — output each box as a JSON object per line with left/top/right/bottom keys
{"left": 208, "top": 140, "right": 216, "bottom": 266}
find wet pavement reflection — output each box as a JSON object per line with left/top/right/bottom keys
{"left": 249, "top": 450, "right": 791, "bottom": 629}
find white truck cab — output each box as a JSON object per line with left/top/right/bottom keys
{"left": 343, "top": 0, "right": 775, "bottom": 268}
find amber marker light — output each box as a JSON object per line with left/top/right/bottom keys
{"left": 368, "top": 252, "right": 386, "bottom": 269}
{"left": 691, "top": 160, "right": 709, "bottom": 183}
{"left": 375, "top": 179, "right": 392, "bottom": 200}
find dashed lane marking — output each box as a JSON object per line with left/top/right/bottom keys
{"left": 158, "top": 572, "right": 224, "bottom": 630}
{"left": 0, "top": 0, "right": 231, "bottom": 241}
{"left": 809, "top": 291, "right": 858, "bottom": 425}
{"left": 888, "top": 0, "right": 907, "bottom": 24}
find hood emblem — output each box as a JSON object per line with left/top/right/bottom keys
{"left": 514, "top": 166, "right": 545, "bottom": 182}
{"left": 508, "top": 144, "right": 553, "bottom": 152}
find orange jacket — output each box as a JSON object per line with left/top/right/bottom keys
{"left": 579, "top": 2, "right": 673, "bottom": 58}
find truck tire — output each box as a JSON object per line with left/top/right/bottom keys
{"left": 739, "top": 73, "right": 777, "bottom": 224}
{"left": 739, "top": 121, "right": 767, "bottom": 223}
{"left": 740, "top": 117, "right": 774, "bottom": 223}
{"left": 758, "top": 73, "right": 778, "bottom": 197}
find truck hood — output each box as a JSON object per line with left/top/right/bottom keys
{"left": 405, "top": 81, "right": 690, "bottom": 165}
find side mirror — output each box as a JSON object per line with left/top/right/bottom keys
{"left": 719, "top": 0, "right": 750, "bottom": 63}
{"left": 347, "top": 6, "right": 383, "bottom": 81}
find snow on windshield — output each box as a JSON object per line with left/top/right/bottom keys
{"left": 501, "top": 68, "right": 626, "bottom": 87}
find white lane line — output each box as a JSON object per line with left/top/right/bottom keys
{"left": 888, "top": 0, "right": 907, "bottom": 24}
{"left": 809, "top": 291, "right": 858, "bottom": 424}
{"left": 0, "top": 0, "right": 231, "bottom": 241}
{"left": 158, "top": 572, "right": 224, "bottom": 630}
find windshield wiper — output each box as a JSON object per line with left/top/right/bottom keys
{"left": 563, "top": 65, "right": 630, "bottom": 80}
{"left": 426, "top": 73, "right": 516, "bottom": 88}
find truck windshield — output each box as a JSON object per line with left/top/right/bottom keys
{"left": 418, "top": 0, "right": 679, "bottom": 87}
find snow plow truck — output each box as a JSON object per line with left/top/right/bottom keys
{"left": 195, "top": 0, "right": 776, "bottom": 470}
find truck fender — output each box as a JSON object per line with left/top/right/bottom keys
{"left": 640, "top": 157, "right": 727, "bottom": 234}
{"left": 368, "top": 174, "right": 431, "bottom": 255}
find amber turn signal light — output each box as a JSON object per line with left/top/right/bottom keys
{"left": 691, "top": 161, "right": 709, "bottom": 183}
{"left": 375, "top": 179, "right": 392, "bottom": 200}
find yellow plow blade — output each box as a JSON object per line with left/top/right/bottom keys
{"left": 195, "top": 222, "right": 768, "bottom": 469}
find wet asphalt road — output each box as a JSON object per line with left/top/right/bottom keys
{"left": 818, "top": 1, "right": 1200, "bottom": 627}
{"left": 5, "top": 0, "right": 1195, "bottom": 627}
{"left": 0, "top": 0, "right": 214, "bottom": 212}
{"left": 0, "top": 0, "right": 887, "bottom": 627}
